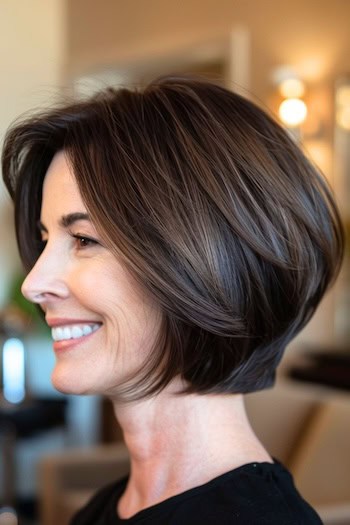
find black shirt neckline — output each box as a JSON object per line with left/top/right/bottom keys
{"left": 111, "top": 460, "right": 283, "bottom": 522}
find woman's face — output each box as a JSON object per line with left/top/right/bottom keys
{"left": 22, "top": 151, "right": 162, "bottom": 396}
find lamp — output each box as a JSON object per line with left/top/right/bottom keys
{"left": 272, "top": 67, "right": 308, "bottom": 132}
{"left": 279, "top": 98, "right": 307, "bottom": 128}
{"left": 278, "top": 77, "right": 307, "bottom": 128}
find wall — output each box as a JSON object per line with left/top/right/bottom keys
{"left": 66, "top": 0, "right": 350, "bottom": 98}
{"left": 0, "top": 0, "right": 67, "bottom": 307}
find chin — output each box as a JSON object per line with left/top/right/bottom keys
{"left": 51, "top": 368, "right": 94, "bottom": 396}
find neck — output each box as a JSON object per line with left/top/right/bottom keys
{"left": 112, "top": 379, "right": 271, "bottom": 519}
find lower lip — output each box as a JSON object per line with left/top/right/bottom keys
{"left": 53, "top": 326, "right": 101, "bottom": 352}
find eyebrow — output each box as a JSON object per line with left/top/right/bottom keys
{"left": 37, "top": 212, "right": 91, "bottom": 232}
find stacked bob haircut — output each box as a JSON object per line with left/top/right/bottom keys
{"left": 2, "top": 76, "right": 344, "bottom": 400}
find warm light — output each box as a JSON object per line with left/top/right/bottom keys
{"left": 336, "top": 84, "right": 350, "bottom": 131}
{"left": 336, "top": 107, "right": 350, "bottom": 131}
{"left": 279, "top": 78, "right": 305, "bottom": 98}
{"left": 2, "top": 338, "right": 25, "bottom": 404}
{"left": 336, "top": 85, "right": 350, "bottom": 107}
{"left": 305, "top": 140, "right": 332, "bottom": 177}
{"left": 279, "top": 98, "right": 307, "bottom": 127}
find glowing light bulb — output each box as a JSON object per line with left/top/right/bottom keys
{"left": 279, "top": 98, "right": 307, "bottom": 127}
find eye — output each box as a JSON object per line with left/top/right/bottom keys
{"left": 72, "top": 234, "right": 98, "bottom": 250}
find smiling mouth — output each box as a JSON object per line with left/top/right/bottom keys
{"left": 51, "top": 323, "right": 102, "bottom": 342}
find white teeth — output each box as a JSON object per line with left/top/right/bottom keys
{"left": 82, "top": 325, "right": 93, "bottom": 336}
{"left": 63, "top": 327, "right": 71, "bottom": 340}
{"left": 55, "top": 327, "right": 64, "bottom": 340}
{"left": 71, "top": 326, "right": 84, "bottom": 338}
{"left": 51, "top": 323, "right": 101, "bottom": 342}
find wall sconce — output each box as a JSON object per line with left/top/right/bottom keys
{"left": 278, "top": 77, "right": 307, "bottom": 128}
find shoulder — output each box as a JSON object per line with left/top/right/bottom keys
{"left": 181, "top": 462, "right": 323, "bottom": 524}
{"left": 69, "top": 463, "right": 323, "bottom": 525}
{"left": 151, "top": 462, "right": 323, "bottom": 525}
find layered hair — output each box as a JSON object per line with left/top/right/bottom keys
{"left": 2, "top": 76, "right": 344, "bottom": 400}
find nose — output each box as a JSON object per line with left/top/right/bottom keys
{"left": 21, "top": 244, "right": 69, "bottom": 306}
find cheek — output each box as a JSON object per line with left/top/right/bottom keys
{"left": 69, "top": 260, "right": 162, "bottom": 352}
{"left": 69, "top": 261, "right": 122, "bottom": 311}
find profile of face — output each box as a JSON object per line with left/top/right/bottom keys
{"left": 21, "top": 151, "right": 162, "bottom": 397}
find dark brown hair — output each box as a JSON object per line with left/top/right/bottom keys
{"left": 2, "top": 76, "right": 344, "bottom": 400}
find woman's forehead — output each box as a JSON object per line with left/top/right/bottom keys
{"left": 42, "top": 151, "right": 86, "bottom": 217}
{"left": 45, "top": 150, "right": 71, "bottom": 181}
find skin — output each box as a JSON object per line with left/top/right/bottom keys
{"left": 22, "top": 151, "right": 162, "bottom": 397}
{"left": 22, "top": 151, "right": 272, "bottom": 519}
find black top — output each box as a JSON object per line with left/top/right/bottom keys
{"left": 70, "top": 461, "right": 323, "bottom": 524}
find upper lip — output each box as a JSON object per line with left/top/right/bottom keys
{"left": 46, "top": 318, "right": 102, "bottom": 328}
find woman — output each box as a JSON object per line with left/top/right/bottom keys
{"left": 2, "top": 76, "right": 343, "bottom": 524}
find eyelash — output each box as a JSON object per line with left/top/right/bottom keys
{"left": 37, "top": 233, "right": 99, "bottom": 251}
{"left": 71, "top": 233, "right": 99, "bottom": 250}
{"left": 37, "top": 232, "right": 100, "bottom": 253}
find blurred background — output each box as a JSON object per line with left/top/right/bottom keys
{"left": 0, "top": 1, "right": 349, "bottom": 524}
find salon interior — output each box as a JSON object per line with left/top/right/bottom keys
{"left": 0, "top": 1, "right": 349, "bottom": 524}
